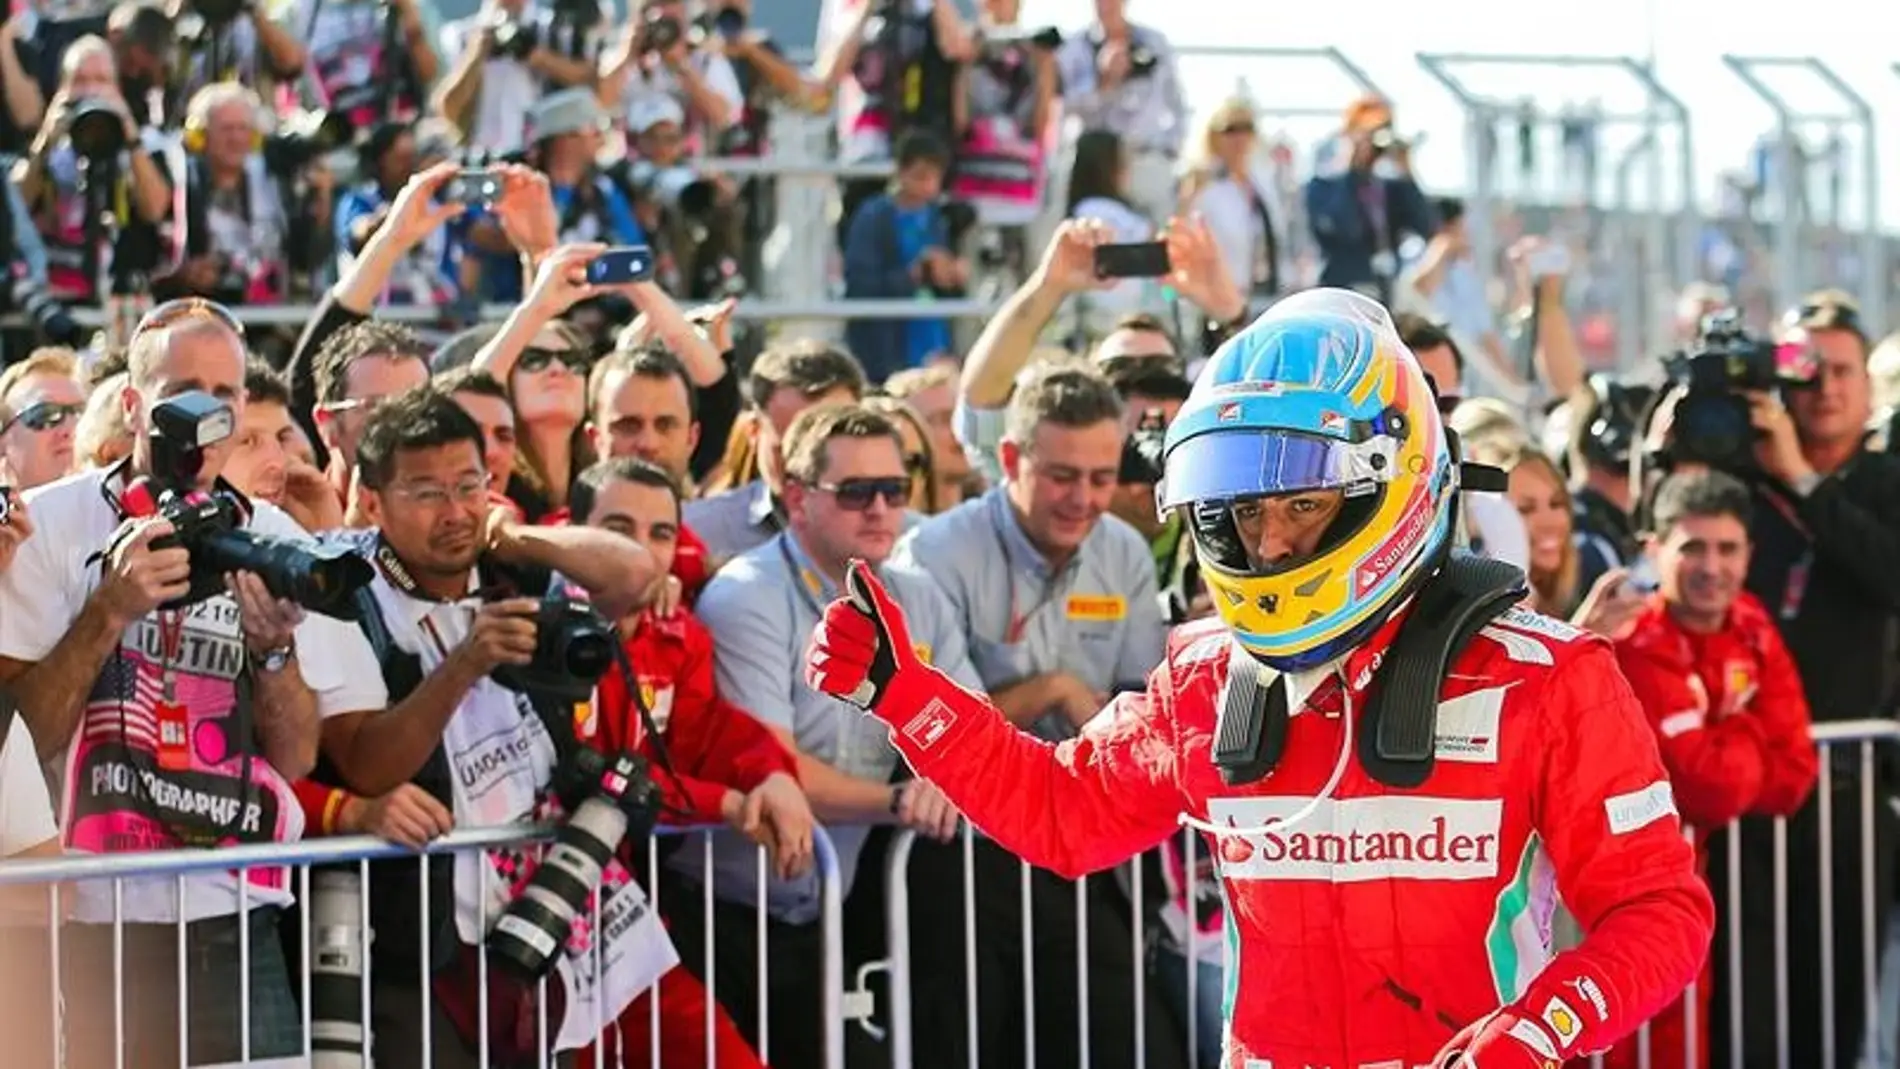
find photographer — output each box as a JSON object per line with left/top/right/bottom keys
{"left": 313, "top": 386, "right": 654, "bottom": 1065}
{"left": 12, "top": 34, "right": 170, "bottom": 304}
{"left": 1304, "top": 95, "right": 1433, "bottom": 301}
{"left": 0, "top": 299, "right": 388, "bottom": 1068}
{"left": 1053, "top": 0, "right": 1186, "bottom": 229}
{"left": 842, "top": 129, "right": 967, "bottom": 382}
{"left": 290, "top": 0, "right": 439, "bottom": 135}
{"left": 600, "top": 0, "right": 742, "bottom": 144}
{"left": 153, "top": 83, "right": 335, "bottom": 306}
{"left": 1566, "top": 373, "right": 1650, "bottom": 593}
{"left": 624, "top": 93, "right": 744, "bottom": 301}
{"left": 433, "top": 0, "right": 601, "bottom": 155}
{"left": 165, "top": 0, "right": 307, "bottom": 109}
{"left": 950, "top": 0, "right": 1058, "bottom": 228}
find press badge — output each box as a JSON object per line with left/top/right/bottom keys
{"left": 156, "top": 701, "right": 190, "bottom": 771}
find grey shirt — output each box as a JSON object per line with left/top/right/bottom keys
{"left": 892, "top": 487, "right": 1167, "bottom": 742}
{"left": 682, "top": 479, "right": 782, "bottom": 566}
{"left": 689, "top": 530, "right": 982, "bottom": 923}
{"left": 1054, "top": 23, "right": 1188, "bottom": 158}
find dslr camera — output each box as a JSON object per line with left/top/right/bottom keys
{"left": 977, "top": 24, "right": 1062, "bottom": 60}
{"left": 488, "top": 748, "right": 661, "bottom": 981}
{"left": 263, "top": 109, "right": 355, "bottom": 178}
{"left": 67, "top": 98, "right": 130, "bottom": 161}
{"left": 118, "top": 391, "right": 373, "bottom": 618}
{"left": 487, "top": 587, "right": 618, "bottom": 702}
{"left": 640, "top": 6, "right": 683, "bottom": 52}
{"left": 1659, "top": 309, "right": 1817, "bottom": 472}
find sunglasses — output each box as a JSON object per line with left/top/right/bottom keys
{"left": 517, "top": 347, "right": 590, "bottom": 374}
{"left": 134, "top": 297, "right": 246, "bottom": 341}
{"left": 0, "top": 400, "right": 83, "bottom": 435}
{"left": 903, "top": 451, "right": 929, "bottom": 475}
{"left": 1216, "top": 123, "right": 1255, "bottom": 136}
{"left": 814, "top": 476, "right": 912, "bottom": 511}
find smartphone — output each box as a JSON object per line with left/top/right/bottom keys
{"left": 586, "top": 246, "right": 657, "bottom": 285}
{"left": 1093, "top": 241, "right": 1171, "bottom": 280}
{"left": 1526, "top": 242, "right": 1571, "bottom": 280}
{"left": 441, "top": 168, "right": 502, "bottom": 206}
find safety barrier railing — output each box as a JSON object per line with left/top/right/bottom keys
{"left": 0, "top": 821, "right": 846, "bottom": 1069}
{"left": 877, "top": 719, "right": 1900, "bottom": 1069}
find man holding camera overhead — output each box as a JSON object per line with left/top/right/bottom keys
{"left": 0, "top": 298, "right": 386, "bottom": 1068}
{"left": 433, "top": 0, "right": 603, "bottom": 155}
{"left": 599, "top": 0, "right": 744, "bottom": 145}
{"left": 310, "top": 383, "right": 655, "bottom": 1067}
{"left": 1054, "top": 0, "right": 1187, "bottom": 232}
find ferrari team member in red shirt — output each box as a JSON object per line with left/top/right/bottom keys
{"left": 1606, "top": 470, "right": 1817, "bottom": 1069}
{"left": 570, "top": 455, "right": 816, "bottom": 1069}
{"left": 804, "top": 290, "right": 1713, "bottom": 1068}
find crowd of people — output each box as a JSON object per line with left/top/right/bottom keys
{"left": 1, "top": 0, "right": 1899, "bottom": 1068}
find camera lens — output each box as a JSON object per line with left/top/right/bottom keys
{"left": 197, "top": 528, "right": 374, "bottom": 619}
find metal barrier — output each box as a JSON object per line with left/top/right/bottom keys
{"left": 0, "top": 823, "right": 846, "bottom": 1069}
{"left": 876, "top": 720, "right": 1900, "bottom": 1069}
{"left": 1718, "top": 56, "right": 1884, "bottom": 327}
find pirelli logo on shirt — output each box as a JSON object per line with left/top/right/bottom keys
{"left": 1206, "top": 796, "right": 1502, "bottom": 882}
{"left": 1065, "top": 595, "right": 1126, "bottom": 622}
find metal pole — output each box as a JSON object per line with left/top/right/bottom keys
{"left": 1415, "top": 54, "right": 1495, "bottom": 303}
{"left": 1720, "top": 55, "right": 1803, "bottom": 314}
{"left": 1614, "top": 134, "right": 1655, "bottom": 371}
{"left": 1808, "top": 57, "right": 1883, "bottom": 328}
{"left": 1620, "top": 56, "right": 1700, "bottom": 325}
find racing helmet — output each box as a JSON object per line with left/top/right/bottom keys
{"left": 1158, "top": 289, "right": 1458, "bottom": 671}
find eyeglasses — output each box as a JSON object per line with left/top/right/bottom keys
{"left": 387, "top": 473, "right": 493, "bottom": 508}
{"left": 0, "top": 400, "right": 83, "bottom": 435}
{"left": 814, "top": 476, "right": 911, "bottom": 511}
{"left": 133, "top": 297, "right": 246, "bottom": 341}
{"left": 517, "top": 347, "right": 590, "bottom": 375}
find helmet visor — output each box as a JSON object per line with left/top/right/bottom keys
{"left": 1157, "top": 429, "right": 1390, "bottom": 512}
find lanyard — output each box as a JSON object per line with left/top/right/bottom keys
{"left": 777, "top": 534, "right": 832, "bottom": 621}
{"left": 991, "top": 508, "right": 1062, "bottom": 644}
{"left": 154, "top": 609, "right": 186, "bottom": 704}
{"left": 1757, "top": 485, "right": 1815, "bottom": 621}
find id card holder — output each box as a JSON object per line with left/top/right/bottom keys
{"left": 1779, "top": 552, "right": 1813, "bottom": 621}
{"left": 157, "top": 700, "right": 190, "bottom": 771}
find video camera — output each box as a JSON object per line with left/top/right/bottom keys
{"left": 118, "top": 391, "right": 373, "bottom": 618}
{"left": 1658, "top": 309, "right": 1818, "bottom": 472}
{"left": 487, "top": 587, "right": 618, "bottom": 702}
{"left": 263, "top": 109, "right": 355, "bottom": 178}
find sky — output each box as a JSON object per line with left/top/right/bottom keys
{"left": 1024, "top": 0, "right": 1900, "bottom": 231}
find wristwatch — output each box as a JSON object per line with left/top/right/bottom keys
{"left": 252, "top": 644, "right": 296, "bottom": 673}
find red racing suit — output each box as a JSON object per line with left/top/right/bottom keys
{"left": 580, "top": 608, "right": 799, "bottom": 1069}
{"left": 1601, "top": 593, "right": 1817, "bottom": 1069}
{"left": 873, "top": 603, "right": 1715, "bottom": 1067}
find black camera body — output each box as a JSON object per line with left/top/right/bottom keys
{"left": 490, "top": 14, "right": 540, "bottom": 59}
{"left": 1120, "top": 410, "right": 1168, "bottom": 486}
{"left": 263, "top": 109, "right": 354, "bottom": 178}
{"left": 489, "top": 589, "right": 618, "bottom": 702}
{"left": 641, "top": 9, "right": 682, "bottom": 52}
{"left": 125, "top": 391, "right": 372, "bottom": 618}
{"left": 1660, "top": 310, "right": 1815, "bottom": 472}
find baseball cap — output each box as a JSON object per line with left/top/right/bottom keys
{"left": 528, "top": 88, "right": 609, "bottom": 143}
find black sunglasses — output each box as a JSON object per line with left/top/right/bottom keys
{"left": 0, "top": 400, "right": 83, "bottom": 435}
{"left": 517, "top": 347, "right": 590, "bottom": 374}
{"left": 815, "top": 476, "right": 912, "bottom": 511}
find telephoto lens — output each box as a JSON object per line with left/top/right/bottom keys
{"left": 488, "top": 752, "right": 660, "bottom": 982}
{"left": 196, "top": 527, "right": 374, "bottom": 619}
{"left": 309, "top": 869, "right": 372, "bottom": 1068}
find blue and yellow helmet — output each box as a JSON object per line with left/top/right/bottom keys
{"left": 1158, "top": 290, "right": 1457, "bottom": 671}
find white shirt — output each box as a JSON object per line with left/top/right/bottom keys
{"left": 0, "top": 718, "right": 58, "bottom": 856}
{"left": 616, "top": 51, "right": 743, "bottom": 137}
{"left": 0, "top": 467, "right": 385, "bottom": 923}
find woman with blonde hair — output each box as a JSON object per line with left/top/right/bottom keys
{"left": 1469, "top": 440, "right": 1648, "bottom": 639}
{"left": 863, "top": 394, "right": 941, "bottom": 515}
{"left": 1179, "top": 96, "right": 1286, "bottom": 315}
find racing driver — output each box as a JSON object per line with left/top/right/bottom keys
{"left": 802, "top": 290, "right": 1714, "bottom": 1068}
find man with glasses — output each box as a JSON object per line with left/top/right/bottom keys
{"left": 310, "top": 386, "right": 653, "bottom": 1067}
{"left": 0, "top": 298, "right": 387, "bottom": 1069}
{"left": 889, "top": 362, "right": 1179, "bottom": 1069}
{"left": 1394, "top": 312, "right": 1529, "bottom": 573}
{"left": 688, "top": 402, "right": 977, "bottom": 1069}
{"left": 1719, "top": 291, "right": 1900, "bottom": 1069}
{"left": 310, "top": 320, "right": 433, "bottom": 519}
{"left": 0, "top": 346, "right": 86, "bottom": 492}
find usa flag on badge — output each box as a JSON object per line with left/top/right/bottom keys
{"left": 1217, "top": 402, "right": 1243, "bottom": 423}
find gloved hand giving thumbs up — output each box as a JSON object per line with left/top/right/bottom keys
{"left": 804, "top": 558, "right": 922, "bottom": 715}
